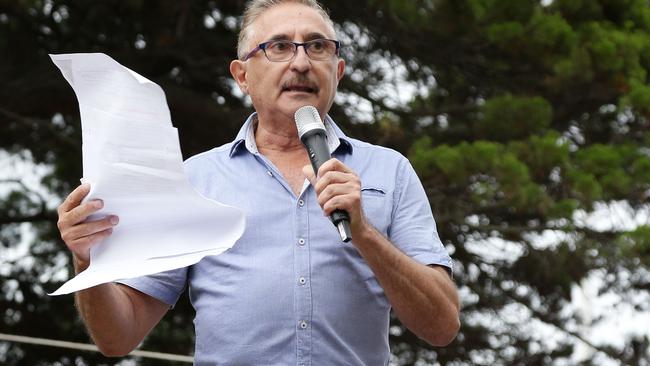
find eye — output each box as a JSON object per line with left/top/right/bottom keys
{"left": 268, "top": 41, "right": 293, "bottom": 52}
{"left": 309, "top": 40, "right": 326, "bottom": 52}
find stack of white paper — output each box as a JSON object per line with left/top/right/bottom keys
{"left": 49, "top": 53, "right": 245, "bottom": 296}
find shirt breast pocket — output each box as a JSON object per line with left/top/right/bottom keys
{"left": 360, "top": 186, "right": 390, "bottom": 235}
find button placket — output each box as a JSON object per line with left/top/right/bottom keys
{"left": 295, "top": 194, "right": 312, "bottom": 365}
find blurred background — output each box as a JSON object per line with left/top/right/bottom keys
{"left": 1, "top": 0, "right": 650, "bottom": 365}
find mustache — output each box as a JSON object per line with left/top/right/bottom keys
{"left": 281, "top": 76, "right": 319, "bottom": 92}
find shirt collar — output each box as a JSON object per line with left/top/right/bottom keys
{"left": 229, "top": 112, "right": 353, "bottom": 158}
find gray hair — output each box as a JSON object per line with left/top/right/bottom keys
{"left": 237, "top": 0, "right": 336, "bottom": 60}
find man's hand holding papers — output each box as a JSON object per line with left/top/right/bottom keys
{"left": 57, "top": 183, "right": 117, "bottom": 270}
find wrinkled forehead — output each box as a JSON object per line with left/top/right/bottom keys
{"left": 250, "top": 3, "right": 336, "bottom": 44}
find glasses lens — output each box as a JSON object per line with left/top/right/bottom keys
{"left": 306, "top": 39, "right": 337, "bottom": 60}
{"left": 261, "top": 39, "right": 339, "bottom": 61}
{"left": 265, "top": 41, "right": 296, "bottom": 61}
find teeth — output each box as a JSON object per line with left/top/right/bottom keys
{"left": 286, "top": 87, "right": 313, "bottom": 92}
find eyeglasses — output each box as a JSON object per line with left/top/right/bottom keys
{"left": 243, "top": 39, "right": 341, "bottom": 62}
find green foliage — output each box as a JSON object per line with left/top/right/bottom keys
{"left": 587, "top": 23, "right": 647, "bottom": 79}
{"left": 411, "top": 137, "right": 551, "bottom": 215}
{"left": 631, "top": 153, "right": 650, "bottom": 183}
{"left": 618, "top": 225, "right": 650, "bottom": 263}
{"left": 477, "top": 94, "right": 553, "bottom": 141}
{"left": 367, "top": 0, "right": 433, "bottom": 27}
{"left": 3, "top": 0, "right": 650, "bottom": 364}
{"left": 507, "top": 132, "right": 570, "bottom": 180}
{"left": 621, "top": 82, "right": 650, "bottom": 116}
{"left": 528, "top": 12, "right": 576, "bottom": 52}
{"left": 487, "top": 21, "right": 525, "bottom": 45}
{"left": 555, "top": 25, "right": 642, "bottom": 88}
{"left": 571, "top": 143, "right": 644, "bottom": 198}
{"left": 566, "top": 170, "right": 603, "bottom": 203}
{"left": 488, "top": 11, "right": 576, "bottom": 59}
{"left": 511, "top": 242, "right": 587, "bottom": 299}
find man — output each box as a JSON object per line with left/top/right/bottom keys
{"left": 56, "top": 0, "right": 460, "bottom": 364}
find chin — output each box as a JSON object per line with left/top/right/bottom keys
{"left": 284, "top": 96, "right": 323, "bottom": 110}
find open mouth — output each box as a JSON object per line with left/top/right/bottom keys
{"left": 282, "top": 85, "right": 318, "bottom": 93}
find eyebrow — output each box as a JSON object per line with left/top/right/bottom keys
{"left": 304, "top": 32, "right": 330, "bottom": 41}
{"left": 265, "top": 32, "right": 331, "bottom": 42}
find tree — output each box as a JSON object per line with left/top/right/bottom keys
{"left": 1, "top": 0, "right": 649, "bottom": 364}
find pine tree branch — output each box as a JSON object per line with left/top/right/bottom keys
{"left": 465, "top": 223, "right": 620, "bottom": 242}
{"left": 493, "top": 282, "right": 626, "bottom": 363}
{"left": 0, "top": 212, "right": 56, "bottom": 225}
{"left": 0, "top": 106, "right": 78, "bottom": 149}
{"left": 0, "top": 180, "right": 57, "bottom": 225}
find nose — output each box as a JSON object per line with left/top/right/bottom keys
{"left": 290, "top": 45, "right": 311, "bottom": 73}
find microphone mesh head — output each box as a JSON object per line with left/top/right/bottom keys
{"left": 294, "top": 105, "right": 326, "bottom": 139}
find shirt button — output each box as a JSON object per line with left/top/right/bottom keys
{"left": 299, "top": 321, "right": 308, "bottom": 329}
{"left": 266, "top": 170, "right": 273, "bottom": 177}
{"left": 298, "top": 199, "right": 305, "bottom": 206}
{"left": 298, "top": 238, "right": 305, "bottom": 246}
{"left": 298, "top": 277, "right": 306, "bottom": 285}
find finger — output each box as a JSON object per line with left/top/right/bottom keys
{"left": 316, "top": 158, "right": 353, "bottom": 178}
{"left": 62, "top": 215, "right": 118, "bottom": 244}
{"left": 322, "top": 197, "right": 342, "bottom": 216}
{"left": 321, "top": 192, "right": 361, "bottom": 217}
{"left": 314, "top": 171, "right": 359, "bottom": 195}
{"left": 302, "top": 165, "right": 316, "bottom": 186}
{"left": 67, "top": 227, "right": 114, "bottom": 261}
{"left": 68, "top": 199, "right": 105, "bottom": 225}
{"left": 58, "top": 199, "right": 104, "bottom": 230}
{"left": 58, "top": 183, "right": 91, "bottom": 214}
{"left": 317, "top": 182, "right": 358, "bottom": 208}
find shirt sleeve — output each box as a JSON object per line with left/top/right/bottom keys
{"left": 388, "top": 158, "right": 453, "bottom": 273}
{"left": 116, "top": 266, "right": 188, "bottom": 306}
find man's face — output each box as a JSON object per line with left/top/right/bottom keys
{"left": 231, "top": 3, "right": 345, "bottom": 121}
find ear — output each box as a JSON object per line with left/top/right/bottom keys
{"left": 336, "top": 58, "right": 345, "bottom": 82}
{"left": 229, "top": 59, "right": 249, "bottom": 95}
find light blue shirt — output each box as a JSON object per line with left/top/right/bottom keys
{"left": 120, "top": 114, "right": 452, "bottom": 365}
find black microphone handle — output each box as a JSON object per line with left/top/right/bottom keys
{"left": 301, "top": 130, "right": 352, "bottom": 242}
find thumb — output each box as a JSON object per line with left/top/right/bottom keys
{"left": 302, "top": 164, "right": 316, "bottom": 186}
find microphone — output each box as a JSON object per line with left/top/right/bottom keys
{"left": 294, "top": 105, "right": 352, "bottom": 242}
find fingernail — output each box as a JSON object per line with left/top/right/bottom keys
{"left": 94, "top": 200, "right": 104, "bottom": 208}
{"left": 110, "top": 216, "right": 119, "bottom": 225}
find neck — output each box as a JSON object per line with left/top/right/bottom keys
{"left": 254, "top": 114, "right": 304, "bottom": 153}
